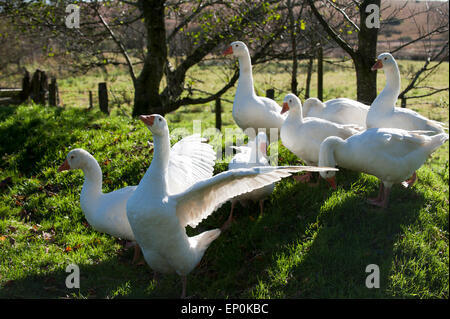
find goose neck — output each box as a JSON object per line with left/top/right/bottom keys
{"left": 319, "top": 137, "right": 342, "bottom": 170}
{"left": 80, "top": 159, "right": 103, "bottom": 197}
{"left": 140, "top": 133, "right": 170, "bottom": 193}
{"left": 373, "top": 64, "right": 401, "bottom": 109}
{"left": 236, "top": 53, "right": 255, "bottom": 97}
{"left": 287, "top": 107, "right": 303, "bottom": 123}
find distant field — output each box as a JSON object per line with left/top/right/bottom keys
{"left": 51, "top": 58, "right": 449, "bottom": 126}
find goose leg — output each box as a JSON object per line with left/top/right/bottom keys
{"left": 373, "top": 185, "right": 391, "bottom": 208}
{"left": 294, "top": 172, "right": 319, "bottom": 187}
{"left": 180, "top": 275, "right": 187, "bottom": 299}
{"left": 293, "top": 172, "right": 312, "bottom": 183}
{"left": 258, "top": 199, "right": 264, "bottom": 216}
{"left": 131, "top": 243, "right": 142, "bottom": 265}
{"left": 401, "top": 171, "right": 417, "bottom": 188}
{"left": 369, "top": 184, "right": 391, "bottom": 208}
{"left": 367, "top": 181, "right": 384, "bottom": 205}
{"left": 221, "top": 201, "right": 235, "bottom": 231}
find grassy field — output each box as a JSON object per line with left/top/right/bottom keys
{"left": 0, "top": 59, "right": 448, "bottom": 299}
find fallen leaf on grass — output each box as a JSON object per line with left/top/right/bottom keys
{"left": 8, "top": 226, "right": 17, "bottom": 233}
{"left": 0, "top": 235, "right": 6, "bottom": 241}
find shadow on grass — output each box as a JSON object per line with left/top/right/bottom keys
{"left": 281, "top": 181, "right": 426, "bottom": 298}
{"left": 0, "top": 104, "right": 106, "bottom": 176}
{"left": 0, "top": 245, "right": 186, "bottom": 299}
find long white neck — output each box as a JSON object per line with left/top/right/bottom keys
{"left": 80, "top": 156, "right": 103, "bottom": 198}
{"left": 372, "top": 62, "right": 401, "bottom": 111}
{"left": 138, "top": 132, "right": 170, "bottom": 196}
{"left": 236, "top": 51, "right": 255, "bottom": 97}
{"left": 319, "top": 137, "right": 339, "bottom": 167}
{"left": 287, "top": 106, "right": 304, "bottom": 124}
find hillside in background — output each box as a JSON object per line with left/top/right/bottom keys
{"left": 378, "top": 0, "right": 448, "bottom": 59}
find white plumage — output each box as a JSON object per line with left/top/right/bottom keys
{"left": 318, "top": 127, "right": 449, "bottom": 207}
{"left": 280, "top": 93, "right": 361, "bottom": 167}
{"left": 126, "top": 114, "right": 336, "bottom": 298}
{"left": 228, "top": 131, "right": 274, "bottom": 216}
{"left": 58, "top": 149, "right": 136, "bottom": 241}
{"left": 367, "top": 52, "right": 446, "bottom": 134}
{"left": 224, "top": 41, "right": 286, "bottom": 140}
{"left": 303, "top": 97, "right": 369, "bottom": 128}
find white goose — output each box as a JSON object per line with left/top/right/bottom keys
{"left": 58, "top": 133, "right": 216, "bottom": 263}
{"left": 280, "top": 93, "right": 361, "bottom": 183}
{"left": 228, "top": 131, "right": 273, "bottom": 217}
{"left": 318, "top": 128, "right": 448, "bottom": 208}
{"left": 126, "top": 114, "right": 334, "bottom": 298}
{"left": 224, "top": 41, "right": 286, "bottom": 140}
{"left": 58, "top": 148, "right": 141, "bottom": 262}
{"left": 303, "top": 97, "right": 369, "bottom": 128}
{"left": 367, "top": 52, "right": 446, "bottom": 134}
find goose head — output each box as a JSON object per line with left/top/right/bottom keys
{"left": 223, "top": 41, "right": 249, "bottom": 58}
{"left": 58, "top": 148, "right": 91, "bottom": 172}
{"left": 371, "top": 52, "right": 396, "bottom": 71}
{"left": 319, "top": 169, "right": 336, "bottom": 190}
{"left": 139, "top": 114, "right": 169, "bottom": 137}
{"left": 281, "top": 93, "right": 302, "bottom": 115}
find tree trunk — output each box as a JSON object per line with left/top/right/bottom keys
{"left": 317, "top": 46, "right": 323, "bottom": 101}
{"left": 215, "top": 98, "right": 222, "bottom": 131}
{"left": 354, "top": 55, "right": 378, "bottom": 105}
{"left": 355, "top": 0, "right": 380, "bottom": 105}
{"left": 287, "top": 0, "right": 298, "bottom": 95}
{"left": 305, "top": 55, "right": 314, "bottom": 99}
{"left": 132, "top": 0, "right": 167, "bottom": 117}
{"left": 98, "top": 82, "right": 109, "bottom": 115}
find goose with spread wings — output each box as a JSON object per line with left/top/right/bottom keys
{"left": 126, "top": 114, "right": 336, "bottom": 298}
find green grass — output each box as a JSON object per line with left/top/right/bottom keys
{"left": 0, "top": 59, "right": 448, "bottom": 299}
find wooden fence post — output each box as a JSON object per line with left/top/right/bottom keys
{"left": 48, "top": 77, "right": 59, "bottom": 107}
{"left": 317, "top": 46, "right": 323, "bottom": 101}
{"left": 88, "top": 91, "right": 93, "bottom": 110}
{"left": 215, "top": 98, "right": 222, "bottom": 131}
{"left": 98, "top": 82, "right": 109, "bottom": 114}
{"left": 30, "top": 70, "right": 41, "bottom": 104}
{"left": 266, "top": 88, "right": 275, "bottom": 100}
{"left": 20, "top": 69, "right": 31, "bottom": 102}
{"left": 30, "top": 69, "right": 48, "bottom": 105}
{"left": 305, "top": 55, "right": 314, "bottom": 99}
{"left": 40, "top": 71, "right": 48, "bottom": 105}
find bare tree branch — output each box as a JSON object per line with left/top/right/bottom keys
{"left": 95, "top": 7, "right": 137, "bottom": 84}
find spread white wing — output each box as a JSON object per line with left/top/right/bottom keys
{"left": 167, "top": 135, "right": 216, "bottom": 195}
{"left": 171, "top": 166, "right": 337, "bottom": 228}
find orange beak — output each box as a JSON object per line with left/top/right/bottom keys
{"left": 371, "top": 59, "right": 383, "bottom": 71}
{"left": 58, "top": 159, "right": 70, "bottom": 172}
{"left": 326, "top": 176, "right": 337, "bottom": 189}
{"left": 281, "top": 102, "right": 289, "bottom": 114}
{"left": 223, "top": 46, "right": 233, "bottom": 56}
{"left": 139, "top": 115, "right": 155, "bottom": 126}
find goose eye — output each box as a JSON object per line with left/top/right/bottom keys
{"left": 159, "top": 118, "right": 162, "bottom": 122}
{"left": 384, "top": 57, "right": 387, "bottom": 60}
{"left": 70, "top": 155, "right": 74, "bottom": 159}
